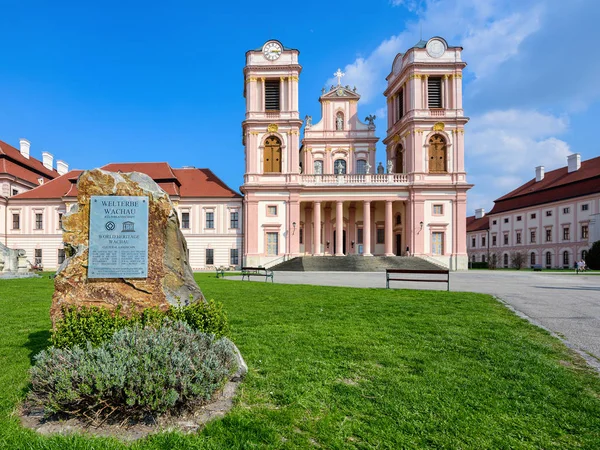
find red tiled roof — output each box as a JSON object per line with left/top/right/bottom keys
{"left": 466, "top": 215, "right": 489, "bottom": 232}
{"left": 489, "top": 156, "right": 600, "bottom": 215}
{"left": 173, "top": 168, "right": 241, "bottom": 198}
{"left": 11, "top": 164, "right": 241, "bottom": 200}
{"left": 0, "top": 139, "right": 59, "bottom": 185}
{"left": 11, "top": 170, "right": 83, "bottom": 199}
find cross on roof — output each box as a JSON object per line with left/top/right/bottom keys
{"left": 334, "top": 68, "right": 345, "bottom": 86}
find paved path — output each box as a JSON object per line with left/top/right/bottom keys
{"left": 230, "top": 271, "right": 600, "bottom": 362}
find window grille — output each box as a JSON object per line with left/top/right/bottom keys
{"left": 12, "top": 214, "right": 20, "bottom": 230}
{"left": 230, "top": 248, "right": 239, "bottom": 265}
{"left": 396, "top": 89, "right": 404, "bottom": 120}
{"left": 206, "top": 248, "right": 214, "bottom": 265}
{"left": 206, "top": 212, "right": 214, "bottom": 229}
{"left": 35, "top": 213, "right": 43, "bottom": 230}
{"left": 230, "top": 211, "right": 239, "bottom": 229}
{"left": 181, "top": 212, "right": 190, "bottom": 229}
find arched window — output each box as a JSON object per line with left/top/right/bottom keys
{"left": 482, "top": 255, "right": 486, "bottom": 263}
{"left": 582, "top": 250, "right": 588, "bottom": 260}
{"left": 546, "top": 251, "right": 552, "bottom": 268}
{"left": 334, "top": 159, "right": 347, "bottom": 174}
{"left": 503, "top": 253, "right": 508, "bottom": 268}
{"left": 336, "top": 112, "right": 344, "bottom": 130}
{"left": 395, "top": 145, "right": 403, "bottom": 173}
{"left": 471, "top": 255, "right": 476, "bottom": 263}
{"left": 264, "top": 136, "right": 282, "bottom": 173}
{"left": 428, "top": 134, "right": 447, "bottom": 173}
{"left": 314, "top": 160, "right": 323, "bottom": 175}
{"left": 356, "top": 159, "right": 367, "bottom": 174}
{"left": 563, "top": 251, "right": 569, "bottom": 266}
{"left": 530, "top": 252, "right": 536, "bottom": 266}
{"left": 396, "top": 214, "right": 401, "bottom": 225}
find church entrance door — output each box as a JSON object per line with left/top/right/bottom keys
{"left": 333, "top": 230, "right": 346, "bottom": 255}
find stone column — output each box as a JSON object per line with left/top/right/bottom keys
{"left": 335, "top": 201, "right": 344, "bottom": 256}
{"left": 385, "top": 200, "right": 394, "bottom": 256}
{"left": 305, "top": 205, "right": 312, "bottom": 255}
{"left": 363, "top": 201, "right": 372, "bottom": 256}
{"left": 313, "top": 202, "right": 321, "bottom": 255}
{"left": 348, "top": 204, "right": 356, "bottom": 254}
{"left": 324, "top": 204, "right": 332, "bottom": 254}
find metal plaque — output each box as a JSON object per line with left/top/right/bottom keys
{"left": 88, "top": 196, "right": 149, "bottom": 278}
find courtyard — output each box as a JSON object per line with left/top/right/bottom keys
{"left": 1, "top": 273, "right": 600, "bottom": 448}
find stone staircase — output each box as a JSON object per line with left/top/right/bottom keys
{"left": 269, "top": 255, "right": 444, "bottom": 272}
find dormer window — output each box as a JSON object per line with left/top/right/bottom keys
{"left": 335, "top": 112, "right": 344, "bottom": 130}
{"left": 428, "top": 77, "right": 442, "bottom": 108}
{"left": 265, "top": 79, "right": 280, "bottom": 111}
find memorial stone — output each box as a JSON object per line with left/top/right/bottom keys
{"left": 50, "top": 169, "right": 205, "bottom": 322}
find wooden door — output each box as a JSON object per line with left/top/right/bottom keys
{"left": 429, "top": 135, "right": 447, "bottom": 173}
{"left": 264, "top": 137, "right": 282, "bottom": 173}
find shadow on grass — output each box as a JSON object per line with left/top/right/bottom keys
{"left": 25, "top": 329, "right": 51, "bottom": 365}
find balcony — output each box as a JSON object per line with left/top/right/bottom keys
{"left": 299, "top": 174, "right": 409, "bottom": 186}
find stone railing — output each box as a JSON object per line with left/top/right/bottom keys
{"left": 300, "top": 174, "right": 409, "bottom": 185}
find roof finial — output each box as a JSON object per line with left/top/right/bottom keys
{"left": 334, "top": 68, "right": 345, "bottom": 86}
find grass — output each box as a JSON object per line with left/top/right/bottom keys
{"left": 0, "top": 274, "right": 599, "bottom": 449}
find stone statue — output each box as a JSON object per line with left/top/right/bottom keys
{"left": 304, "top": 115, "right": 312, "bottom": 127}
{"left": 377, "top": 162, "right": 384, "bottom": 174}
{"left": 336, "top": 114, "right": 343, "bottom": 131}
{"left": 387, "top": 159, "right": 393, "bottom": 174}
{"left": 0, "top": 242, "right": 29, "bottom": 274}
{"left": 365, "top": 161, "right": 371, "bottom": 174}
{"left": 336, "top": 163, "right": 343, "bottom": 175}
{"left": 353, "top": 86, "right": 357, "bottom": 93}
{"left": 321, "top": 87, "right": 326, "bottom": 95}
{"left": 365, "top": 114, "right": 376, "bottom": 130}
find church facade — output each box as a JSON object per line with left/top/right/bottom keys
{"left": 241, "top": 38, "right": 471, "bottom": 270}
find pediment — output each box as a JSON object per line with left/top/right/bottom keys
{"left": 320, "top": 85, "right": 361, "bottom": 101}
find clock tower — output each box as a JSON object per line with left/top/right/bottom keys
{"left": 241, "top": 40, "right": 303, "bottom": 266}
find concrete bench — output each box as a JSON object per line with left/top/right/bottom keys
{"left": 241, "top": 266, "right": 274, "bottom": 282}
{"left": 386, "top": 268, "right": 450, "bottom": 291}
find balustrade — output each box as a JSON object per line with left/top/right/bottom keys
{"left": 299, "top": 174, "right": 408, "bottom": 185}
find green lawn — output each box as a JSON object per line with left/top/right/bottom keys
{"left": 1, "top": 274, "right": 600, "bottom": 449}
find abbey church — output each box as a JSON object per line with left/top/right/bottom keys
{"left": 1, "top": 37, "right": 471, "bottom": 271}
{"left": 242, "top": 38, "right": 471, "bottom": 270}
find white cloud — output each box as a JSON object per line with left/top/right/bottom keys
{"left": 466, "top": 109, "right": 572, "bottom": 211}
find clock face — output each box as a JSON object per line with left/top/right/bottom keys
{"left": 263, "top": 41, "right": 282, "bottom": 61}
{"left": 426, "top": 39, "right": 445, "bottom": 58}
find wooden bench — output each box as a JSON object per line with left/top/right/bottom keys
{"left": 532, "top": 264, "right": 542, "bottom": 271}
{"left": 386, "top": 268, "right": 450, "bottom": 291}
{"left": 241, "top": 266, "right": 274, "bottom": 282}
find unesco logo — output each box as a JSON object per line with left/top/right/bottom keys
{"left": 105, "top": 221, "right": 116, "bottom": 231}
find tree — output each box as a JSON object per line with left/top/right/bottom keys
{"left": 585, "top": 240, "right": 600, "bottom": 270}
{"left": 510, "top": 251, "right": 526, "bottom": 270}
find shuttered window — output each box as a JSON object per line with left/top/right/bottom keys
{"left": 265, "top": 80, "right": 280, "bottom": 111}
{"left": 428, "top": 77, "right": 442, "bottom": 108}
{"left": 396, "top": 89, "right": 404, "bottom": 120}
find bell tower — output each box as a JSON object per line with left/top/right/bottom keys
{"left": 242, "top": 40, "right": 302, "bottom": 181}
{"left": 241, "top": 40, "right": 303, "bottom": 267}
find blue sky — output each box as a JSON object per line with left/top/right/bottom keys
{"left": 1, "top": 0, "right": 599, "bottom": 213}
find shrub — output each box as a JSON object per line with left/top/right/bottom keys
{"left": 52, "top": 299, "right": 229, "bottom": 349}
{"left": 585, "top": 240, "right": 600, "bottom": 270}
{"left": 31, "top": 320, "right": 237, "bottom": 419}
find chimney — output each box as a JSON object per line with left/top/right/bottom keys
{"left": 42, "top": 151, "right": 54, "bottom": 170}
{"left": 567, "top": 153, "right": 581, "bottom": 173}
{"left": 535, "top": 165, "right": 544, "bottom": 182}
{"left": 56, "top": 160, "right": 69, "bottom": 175}
{"left": 475, "top": 208, "right": 485, "bottom": 219}
{"left": 19, "top": 138, "right": 30, "bottom": 159}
